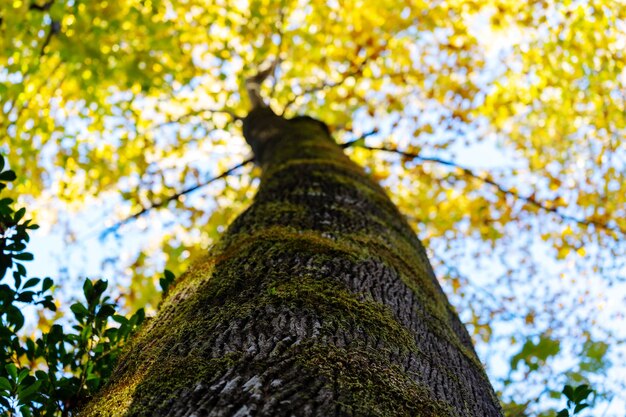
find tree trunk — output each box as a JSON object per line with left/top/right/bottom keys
{"left": 82, "top": 108, "right": 503, "bottom": 416}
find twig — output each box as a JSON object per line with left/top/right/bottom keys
{"left": 152, "top": 108, "right": 243, "bottom": 129}
{"left": 338, "top": 128, "right": 379, "bottom": 148}
{"left": 350, "top": 144, "right": 625, "bottom": 237}
{"left": 100, "top": 158, "right": 253, "bottom": 238}
{"left": 39, "top": 19, "right": 61, "bottom": 58}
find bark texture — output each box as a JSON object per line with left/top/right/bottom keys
{"left": 82, "top": 108, "right": 503, "bottom": 416}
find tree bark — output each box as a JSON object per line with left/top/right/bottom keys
{"left": 82, "top": 108, "right": 503, "bottom": 416}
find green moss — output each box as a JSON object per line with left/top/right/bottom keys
{"left": 262, "top": 134, "right": 342, "bottom": 169}
{"left": 82, "top": 114, "right": 495, "bottom": 415}
{"left": 342, "top": 231, "right": 486, "bottom": 371}
{"left": 262, "top": 157, "right": 365, "bottom": 182}
{"left": 127, "top": 352, "right": 242, "bottom": 413}
{"left": 209, "top": 224, "right": 482, "bottom": 369}
{"left": 80, "top": 352, "right": 243, "bottom": 416}
{"left": 295, "top": 344, "right": 456, "bottom": 417}
{"left": 262, "top": 158, "right": 391, "bottom": 204}
{"left": 268, "top": 275, "right": 417, "bottom": 351}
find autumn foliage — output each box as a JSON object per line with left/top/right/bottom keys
{"left": 1, "top": 0, "right": 624, "bottom": 415}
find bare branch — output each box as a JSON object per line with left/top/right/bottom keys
{"left": 338, "top": 129, "right": 379, "bottom": 148}
{"left": 351, "top": 144, "right": 626, "bottom": 237}
{"left": 39, "top": 19, "right": 60, "bottom": 58}
{"left": 100, "top": 158, "right": 254, "bottom": 238}
{"left": 246, "top": 59, "right": 279, "bottom": 110}
{"left": 152, "top": 108, "right": 243, "bottom": 129}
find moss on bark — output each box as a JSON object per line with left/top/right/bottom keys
{"left": 81, "top": 108, "right": 502, "bottom": 417}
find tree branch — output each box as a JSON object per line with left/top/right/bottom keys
{"left": 101, "top": 158, "right": 254, "bottom": 238}
{"left": 353, "top": 144, "right": 625, "bottom": 237}
{"left": 152, "top": 108, "right": 243, "bottom": 129}
{"left": 338, "top": 128, "right": 379, "bottom": 148}
{"left": 246, "top": 59, "right": 279, "bottom": 110}
{"left": 39, "top": 19, "right": 60, "bottom": 58}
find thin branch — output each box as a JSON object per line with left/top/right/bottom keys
{"left": 39, "top": 19, "right": 60, "bottom": 58}
{"left": 100, "top": 158, "right": 253, "bottom": 238}
{"left": 338, "top": 128, "right": 379, "bottom": 148}
{"left": 353, "top": 144, "right": 626, "bottom": 237}
{"left": 152, "top": 108, "right": 243, "bottom": 129}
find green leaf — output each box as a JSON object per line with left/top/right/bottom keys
{"left": 14, "top": 207, "right": 25, "bottom": 222}
{"left": 17, "top": 379, "right": 42, "bottom": 402}
{"left": 573, "top": 403, "right": 589, "bottom": 414}
{"left": 16, "top": 368, "right": 29, "bottom": 384}
{"left": 511, "top": 335, "right": 560, "bottom": 371}
{"left": 111, "top": 315, "right": 128, "bottom": 325}
{"left": 5, "top": 363, "right": 18, "bottom": 380}
{"left": 557, "top": 409, "right": 569, "bottom": 417}
{"left": 70, "top": 302, "right": 90, "bottom": 319}
{"left": 573, "top": 384, "right": 592, "bottom": 403}
{"left": 97, "top": 304, "right": 116, "bottom": 318}
{"left": 42, "top": 299, "right": 57, "bottom": 311}
{"left": 563, "top": 385, "right": 575, "bottom": 402}
{"left": 47, "top": 324, "right": 64, "bottom": 342}
{"left": 22, "top": 278, "right": 40, "bottom": 289}
{"left": 160, "top": 269, "right": 175, "bottom": 296}
{"left": 7, "top": 307, "right": 25, "bottom": 330}
{"left": 92, "top": 279, "right": 108, "bottom": 299}
{"left": 14, "top": 252, "right": 34, "bottom": 261}
{"left": 0, "top": 170, "right": 16, "bottom": 182}
{"left": 580, "top": 341, "right": 609, "bottom": 373}
{"left": 83, "top": 278, "right": 94, "bottom": 300}
{"left": 0, "top": 376, "right": 12, "bottom": 391}
{"left": 42, "top": 277, "right": 54, "bottom": 292}
{"left": 133, "top": 308, "right": 145, "bottom": 326}
{"left": 164, "top": 269, "right": 175, "bottom": 281}
{"left": 19, "top": 405, "right": 33, "bottom": 417}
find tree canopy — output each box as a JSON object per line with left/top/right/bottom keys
{"left": 1, "top": 0, "right": 625, "bottom": 415}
